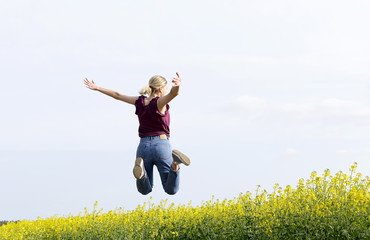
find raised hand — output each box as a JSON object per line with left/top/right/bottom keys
{"left": 84, "top": 78, "right": 99, "bottom": 90}
{"left": 172, "top": 72, "right": 182, "bottom": 87}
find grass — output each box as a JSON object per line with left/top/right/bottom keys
{"left": 0, "top": 162, "right": 369, "bottom": 239}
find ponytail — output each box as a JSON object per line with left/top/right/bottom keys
{"left": 139, "top": 84, "right": 152, "bottom": 96}
{"left": 139, "top": 75, "right": 167, "bottom": 96}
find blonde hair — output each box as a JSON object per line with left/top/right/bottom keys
{"left": 139, "top": 75, "right": 167, "bottom": 96}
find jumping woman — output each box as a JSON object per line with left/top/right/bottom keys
{"left": 84, "top": 72, "right": 190, "bottom": 195}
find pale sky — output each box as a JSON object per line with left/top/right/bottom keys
{"left": 1, "top": 0, "right": 370, "bottom": 221}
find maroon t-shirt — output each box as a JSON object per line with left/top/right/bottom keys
{"left": 135, "top": 95, "right": 170, "bottom": 138}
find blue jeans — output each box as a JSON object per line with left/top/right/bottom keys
{"left": 136, "top": 135, "right": 180, "bottom": 195}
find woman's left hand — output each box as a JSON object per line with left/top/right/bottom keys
{"left": 172, "top": 72, "right": 182, "bottom": 86}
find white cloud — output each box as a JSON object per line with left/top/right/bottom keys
{"left": 336, "top": 148, "right": 370, "bottom": 156}
{"left": 0, "top": 157, "right": 10, "bottom": 163}
{"left": 281, "top": 102, "right": 316, "bottom": 119}
{"left": 321, "top": 99, "right": 370, "bottom": 117}
{"left": 284, "top": 148, "right": 301, "bottom": 157}
{"left": 233, "top": 95, "right": 268, "bottom": 112}
{"left": 282, "top": 99, "right": 370, "bottom": 119}
{"left": 229, "top": 96, "right": 370, "bottom": 121}
{"left": 336, "top": 149, "right": 352, "bottom": 155}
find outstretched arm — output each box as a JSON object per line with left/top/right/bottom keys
{"left": 157, "top": 72, "right": 181, "bottom": 113}
{"left": 84, "top": 78, "right": 138, "bottom": 105}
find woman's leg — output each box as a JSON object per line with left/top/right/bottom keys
{"left": 154, "top": 139, "right": 180, "bottom": 195}
{"left": 135, "top": 141, "right": 154, "bottom": 195}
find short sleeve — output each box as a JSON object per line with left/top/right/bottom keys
{"left": 135, "top": 95, "right": 145, "bottom": 115}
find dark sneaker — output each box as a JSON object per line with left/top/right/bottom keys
{"left": 133, "top": 157, "right": 145, "bottom": 179}
{"left": 172, "top": 149, "right": 191, "bottom": 166}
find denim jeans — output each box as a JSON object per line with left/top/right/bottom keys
{"left": 136, "top": 135, "right": 180, "bottom": 195}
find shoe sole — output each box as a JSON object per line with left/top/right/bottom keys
{"left": 133, "top": 157, "right": 144, "bottom": 179}
{"left": 172, "top": 149, "right": 191, "bottom": 166}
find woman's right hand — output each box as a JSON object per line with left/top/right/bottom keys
{"left": 84, "top": 78, "right": 99, "bottom": 90}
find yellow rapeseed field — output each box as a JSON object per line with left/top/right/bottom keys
{"left": 0, "top": 163, "right": 369, "bottom": 239}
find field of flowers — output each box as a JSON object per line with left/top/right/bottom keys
{"left": 1, "top": 163, "right": 369, "bottom": 239}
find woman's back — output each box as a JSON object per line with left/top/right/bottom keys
{"left": 135, "top": 96, "right": 170, "bottom": 138}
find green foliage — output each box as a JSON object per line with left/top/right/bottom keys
{"left": 1, "top": 163, "right": 369, "bottom": 239}
{"left": 0, "top": 221, "right": 18, "bottom": 227}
